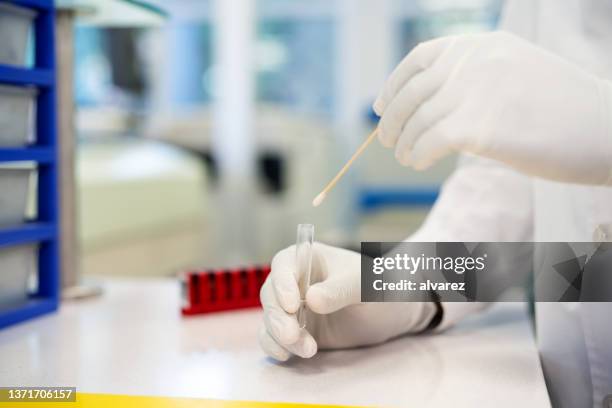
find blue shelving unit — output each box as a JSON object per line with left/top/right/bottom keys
{"left": 0, "top": 0, "right": 59, "bottom": 329}
{"left": 358, "top": 187, "right": 440, "bottom": 212}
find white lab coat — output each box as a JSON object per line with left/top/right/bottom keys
{"left": 410, "top": 1, "right": 612, "bottom": 407}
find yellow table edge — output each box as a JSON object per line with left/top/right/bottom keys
{"left": 0, "top": 392, "right": 371, "bottom": 408}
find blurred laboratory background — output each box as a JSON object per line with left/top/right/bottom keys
{"left": 69, "top": 0, "right": 502, "bottom": 278}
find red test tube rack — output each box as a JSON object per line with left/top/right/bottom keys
{"left": 181, "top": 265, "right": 271, "bottom": 315}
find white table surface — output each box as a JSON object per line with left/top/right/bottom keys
{"left": 0, "top": 277, "right": 551, "bottom": 407}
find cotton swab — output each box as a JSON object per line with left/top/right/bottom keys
{"left": 312, "top": 128, "right": 379, "bottom": 207}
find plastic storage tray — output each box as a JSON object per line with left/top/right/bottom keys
{"left": 0, "top": 165, "right": 33, "bottom": 226}
{"left": 0, "top": 244, "right": 36, "bottom": 308}
{"left": 0, "top": 3, "right": 37, "bottom": 66}
{"left": 0, "top": 85, "right": 37, "bottom": 146}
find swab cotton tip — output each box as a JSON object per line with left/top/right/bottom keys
{"left": 312, "top": 192, "right": 326, "bottom": 207}
{"left": 311, "top": 128, "right": 379, "bottom": 208}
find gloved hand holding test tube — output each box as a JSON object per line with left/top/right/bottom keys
{"left": 259, "top": 236, "right": 438, "bottom": 361}
{"left": 295, "top": 224, "right": 314, "bottom": 329}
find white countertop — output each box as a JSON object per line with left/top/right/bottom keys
{"left": 0, "top": 277, "right": 551, "bottom": 407}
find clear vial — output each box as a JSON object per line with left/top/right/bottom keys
{"left": 295, "top": 224, "right": 314, "bottom": 329}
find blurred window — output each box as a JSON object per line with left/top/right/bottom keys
{"left": 74, "top": 27, "right": 149, "bottom": 108}
{"left": 73, "top": 2, "right": 501, "bottom": 116}
{"left": 397, "top": 6, "right": 501, "bottom": 59}
{"left": 167, "top": 23, "right": 213, "bottom": 107}
{"left": 74, "top": 27, "right": 110, "bottom": 107}
{"left": 256, "top": 19, "right": 335, "bottom": 118}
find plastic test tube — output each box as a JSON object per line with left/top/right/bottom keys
{"left": 296, "top": 224, "right": 314, "bottom": 329}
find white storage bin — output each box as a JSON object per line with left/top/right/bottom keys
{"left": 0, "top": 164, "right": 34, "bottom": 226}
{"left": 0, "top": 244, "right": 36, "bottom": 308}
{"left": 0, "top": 3, "right": 37, "bottom": 67}
{"left": 0, "top": 85, "right": 37, "bottom": 146}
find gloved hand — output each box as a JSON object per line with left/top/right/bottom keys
{"left": 258, "top": 242, "right": 437, "bottom": 361}
{"left": 374, "top": 31, "right": 612, "bottom": 185}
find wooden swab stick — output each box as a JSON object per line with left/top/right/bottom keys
{"left": 312, "top": 127, "right": 379, "bottom": 207}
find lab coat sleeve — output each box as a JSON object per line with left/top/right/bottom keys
{"left": 408, "top": 154, "right": 534, "bottom": 331}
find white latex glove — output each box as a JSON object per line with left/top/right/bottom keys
{"left": 258, "top": 243, "right": 437, "bottom": 361}
{"left": 374, "top": 31, "right": 612, "bottom": 185}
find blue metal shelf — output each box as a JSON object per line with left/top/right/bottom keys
{"left": 6, "top": 0, "right": 53, "bottom": 10}
{"left": 0, "top": 65, "right": 54, "bottom": 87}
{"left": 0, "top": 147, "right": 55, "bottom": 163}
{"left": 0, "top": 298, "right": 57, "bottom": 330}
{"left": 0, "top": 0, "right": 59, "bottom": 329}
{"left": 0, "top": 223, "right": 57, "bottom": 248}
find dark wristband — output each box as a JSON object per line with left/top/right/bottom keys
{"left": 424, "top": 291, "right": 444, "bottom": 331}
